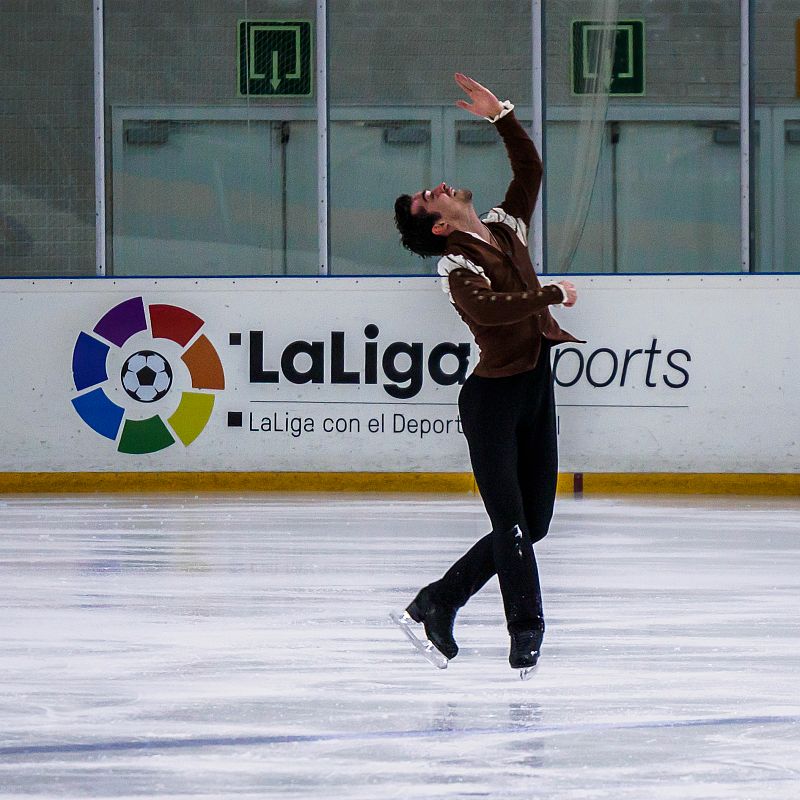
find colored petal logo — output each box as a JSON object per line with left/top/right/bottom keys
{"left": 71, "top": 297, "right": 224, "bottom": 454}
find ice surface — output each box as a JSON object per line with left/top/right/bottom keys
{"left": 1, "top": 492, "right": 799, "bottom": 799}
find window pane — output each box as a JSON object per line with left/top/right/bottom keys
{"left": 0, "top": 5, "right": 94, "bottom": 277}
{"left": 105, "top": 2, "right": 317, "bottom": 276}
{"left": 545, "top": 2, "right": 741, "bottom": 274}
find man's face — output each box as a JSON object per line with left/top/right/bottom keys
{"left": 410, "top": 182, "right": 473, "bottom": 224}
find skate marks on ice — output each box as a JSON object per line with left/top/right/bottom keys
{"left": 389, "top": 610, "right": 449, "bottom": 669}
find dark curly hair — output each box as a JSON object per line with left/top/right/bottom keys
{"left": 394, "top": 194, "right": 447, "bottom": 258}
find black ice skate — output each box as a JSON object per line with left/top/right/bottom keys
{"left": 509, "top": 626, "right": 544, "bottom": 681}
{"left": 390, "top": 587, "right": 458, "bottom": 669}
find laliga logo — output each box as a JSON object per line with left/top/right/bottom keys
{"left": 71, "top": 297, "right": 224, "bottom": 454}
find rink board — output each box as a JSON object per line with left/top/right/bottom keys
{"left": 0, "top": 274, "right": 797, "bottom": 474}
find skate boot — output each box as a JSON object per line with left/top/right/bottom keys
{"left": 509, "top": 625, "right": 544, "bottom": 681}
{"left": 390, "top": 586, "right": 458, "bottom": 669}
{"left": 405, "top": 586, "right": 459, "bottom": 660}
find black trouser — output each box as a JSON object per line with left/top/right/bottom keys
{"left": 428, "top": 346, "right": 557, "bottom": 634}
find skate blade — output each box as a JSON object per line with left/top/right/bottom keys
{"left": 389, "top": 611, "right": 448, "bottom": 670}
{"left": 519, "top": 664, "right": 539, "bottom": 681}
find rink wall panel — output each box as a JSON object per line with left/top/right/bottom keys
{"left": 0, "top": 275, "right": 798, "bottom": 481}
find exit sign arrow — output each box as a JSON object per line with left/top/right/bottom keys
{"left": 238, "top": 20, "right": 313, "bottom": 98}
{"left": 271, "top": 51, "right": 280, "bottom": 89}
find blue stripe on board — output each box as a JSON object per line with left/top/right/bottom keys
{"left": 2, "top": 714, "right": 799, "bottom": 758}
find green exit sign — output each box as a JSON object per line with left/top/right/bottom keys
{"left": 238, "top": 20, "right": 313, "bottom": 98}
{"left": 572, "top": 20, "right": 645, "bottom": 96}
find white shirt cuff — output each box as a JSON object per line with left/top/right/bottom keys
{"left": 486, "top": 100, "right": 515, "bottom": 123}
{"left": 546, "top": 283, "right": 569, "bottom": 304}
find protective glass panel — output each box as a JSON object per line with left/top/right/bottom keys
{"left": 545, "top": 121, "right": 614, "bottom": 273}
{"left": 328, "top": 0, "right": 532, "bottom": 275}
{"left": 115, "top": 120, "right": 316, "bottom": 276}
{"left": 105, "top": 2, "right": 317, "bottom": 276}
{"left": 754, "top": 7, "right": 799, "bottom": 273}
{"left": 616, "top": 123, "right": 740, "bottom": 274}
{"left": 785, "top": 121, "right": 800, "bottom": 272}
{"left": 330, "top": 121, "right": 431, "bottom": 275}
{"left": 545, "top": 1, "right": 741, "bottom": 274}
{"left": 0, "top": 6, "right": 94, "bottom": 277}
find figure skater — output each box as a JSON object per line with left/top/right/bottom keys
{"left": 392, "top": 73, "right": 580, "bottom": 677}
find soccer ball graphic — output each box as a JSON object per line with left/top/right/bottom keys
{"left": 121, "top": 350, "right": 173, "bottom": 403}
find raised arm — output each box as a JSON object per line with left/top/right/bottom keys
{"left": 493, "top": 112, "right": 542, "bottom": 225}
{"left": 455, "top": 73, "right": 543, "bottom": 225}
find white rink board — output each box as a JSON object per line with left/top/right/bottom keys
{"left": 0, "top": 275, "right": 797, "bottom": 473}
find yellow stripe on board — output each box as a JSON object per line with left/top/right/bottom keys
{"left": 577, "top": 473, "right": 800, "bottom": 496}
{"left": 0, "top": 472, "right": 798, "bottom": 496}
{"left": 0, "top": 472, "right": 478, "bottom": 494}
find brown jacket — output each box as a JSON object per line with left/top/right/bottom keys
{"left": 437, "top": 109, "right": 582, "bottom": 378}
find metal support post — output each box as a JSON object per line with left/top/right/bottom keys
{"left": 93, "top": 0, "right": 106, "bottom": 276}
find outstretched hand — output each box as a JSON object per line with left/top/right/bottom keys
{"left": 455, "top": 73, "right": 504, "bottom": 119}
{"left": 558, "top": 281, "right": 578, "bottom": 307}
